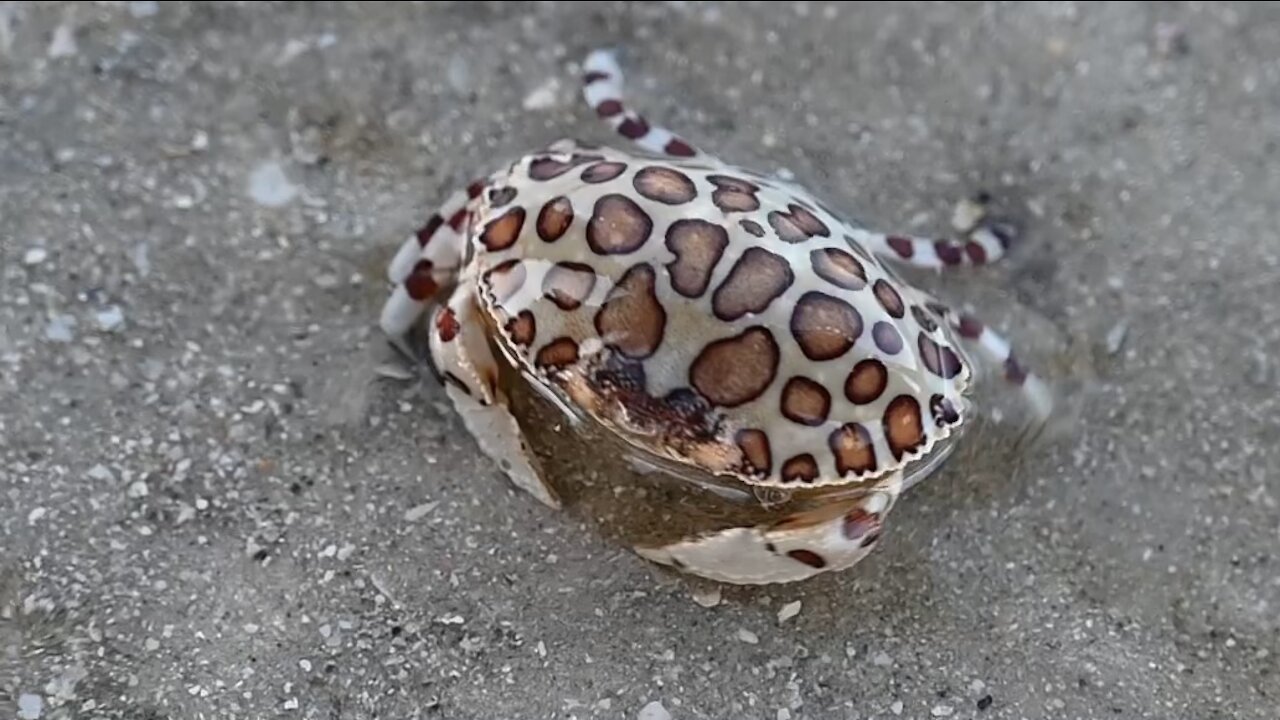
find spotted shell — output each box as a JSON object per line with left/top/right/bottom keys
{"left": 465, "top": 142, "right": 972, "bottom": 489}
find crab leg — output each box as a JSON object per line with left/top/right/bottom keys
{"left": 379, "top": 181, "right": 485, "bottom": 349}
{"left": 920, "top": 298, "right": 1055, "bottom": 425}
{"left": 581, "top": 49, "right": 711, "bottom": 162}
{"left": 429, "top": 282, "right": 560, "bottom": 509}
{"left": 848, "top": 217, "right": 1016, "bottom": 270}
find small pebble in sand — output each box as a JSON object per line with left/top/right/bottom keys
{"left": 691, "top": 586, "right": 721, "bottom": 608}
{"left": 777, "top": 600, "right": 802, "bottom": 623}
{"left": 46, "top": 315, "right": 75, "bottom": 343}
{"left": 96, "top": 306, "right": 125, "bottom": 332}
{"left": 523, "top": 78, "right": 562, "bottom": 110}
{"left": 638, "top": 701, "right": 671, "bottom": 720}
{"left": 48, "top": 23, "right": 77, "bottom": 58}
{"left": 18, "top": 694, "right": 43, "bottom": 720}
{"left": 248, "top": 161, "right": 299, "bottom": 207}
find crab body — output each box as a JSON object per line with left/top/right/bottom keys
{"left": 377, "top": 50, "right": 1053, "bottom": 584}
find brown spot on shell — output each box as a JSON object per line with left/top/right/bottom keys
{"left": 845, "top": 358, "right": 888, "bottom": 405}
{"left": 829, "top": 423, "right": 877, "bottom": 477}
{"left": 711, "top": 247, "right": 794, "bottom": 321}
{"left": 633, "top": 166, "right": 697, "bottom": 205}
{"left": 781, "top": 455, "right": 819, "bottom": 484}
{"left": 707, "top": 175, "right": 759, "bottom": 194}
{"left": 791, "top": 291, "right": 863, "bottom": 361}
{"left": 479, "top": 207, "right": 526, "bottom": 252}
{"left": 873, "top": 279, "right": 905, "bottom": 318}
{"left": 768, "top": 210, "right": 808, "bottom": 243}
{"left": 665, "top": 219, "right": 729, "bottom": 298}
{"left": 581, "top": 161, "right": 627, "bottom": 183}
{"left": 787, "top": 203, "right": 830, "bottom": 237}
{"left": 781, "top": 376, "right": 831, "bottom": 426}
{"left": 536, "top": 197, "right": 574, "bottom": 242}
{"left": 712, "top": 189, "right": 760, "bottom": 213}
{"left": 911, "top": 305, "right": 939, "bottom": 333}
{"left": 872, "top": 321, "right": 904, "bottom": 354}
{"left": 735, "top": 429, "right": 772, "bottom": 477}
{"left": 787, "top": 548, "right": 826, "bottom": 568}
{"left": 769, "top": 204, "right": 829, "bottom": 242}
{"left": 536, "top": 337, "right": 580, "bottom": 370}
{"left": 739, "top": 219, "right": 765, "bottom": 237}
{"left": 810, "top": 248, "right": 867, "bottom": 291}
{"left": 529, "top": 153, "right": 601, "bottom": 181}
{"left": 542, "top": 261, "right": 597, "bottom": 311}
{"left": 435, "top": 307, "right": 460, "bottom": 343}
{"left": 919, "top": 334, "right": 964, "bottom": 379}
{"left": 505, "top": 310, "right": 536, "bottom": 347}
{"left": 884, "top": 395, "right": 925, "bottom": 460}
{"left": 689, "top": 327, "right": 779, "bottom": 407}
{"left": 483, "top": 259, "right": 527, "bottom": 304}
{"left": 587, "top": 194, "right": 653, "bottom": 255}
{"left": 708, "top": 176, "right": 761, "bottom": 214}
{"left": 594, "top": 263, "right": 667, "bottom": 359}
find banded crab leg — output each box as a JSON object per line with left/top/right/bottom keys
{"left": 919, "top": 294, "right": 1056, "bottom": 440}
{"left": 580, "top": 48, "right": 1017, "bottom": 270}
{"left": 581, "top": 49, "right": 712, "bottom": 162}
{"left": 379, "top": 180, "right": 485, "bottom": 357}
{"left": 378, "top": 182, "right": 560, "bottom": 509}
{"left": 848, "top": 212, "right": 1018, "bottom": 270}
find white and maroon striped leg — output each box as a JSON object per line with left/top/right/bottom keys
{"left": 923, "top": 299, "right": 1055, "bottom": 425}
{"left": 849, "top": 218, "right": 1017, "bottom": 270}
{"left": 581, "top": 49, "right": 711, "bottom": 162}
{"left": 379, "top": 180, "right": 485, "bottom": 350}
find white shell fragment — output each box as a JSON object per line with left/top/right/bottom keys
{"left": 777, "top": 600, "right": 802, "bottom": 623}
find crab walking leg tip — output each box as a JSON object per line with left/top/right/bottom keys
{"left": 584, "top": 48, "right": 622, "bottom": 74}
{"left": 387, "top": 232, "right": 426, "bottom": 284}
{"left": 379, "top": 286, "right": 425, "bottom": 340}
{"left": 579, "top": 47, "right": 708, "bottom": 161}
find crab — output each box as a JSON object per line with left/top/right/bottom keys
{"left": 376, "top": 49, "right": 1055, "bottom": 585}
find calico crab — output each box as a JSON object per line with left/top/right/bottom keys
{"left": 377, "top": 49, "right": 1054, "bottom": 585}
